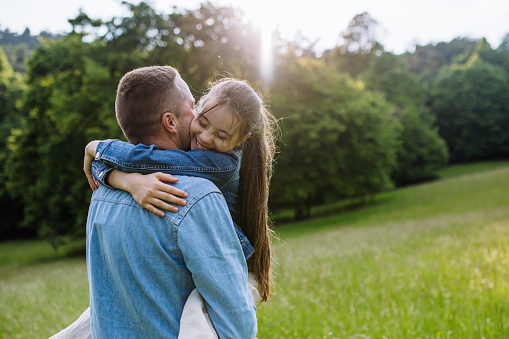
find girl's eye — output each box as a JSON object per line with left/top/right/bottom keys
{"left": 216, "top": 134, "right": 228, "bottom": 141}
{"left": 198, "top": 119, "right": 207, "bottom": 128}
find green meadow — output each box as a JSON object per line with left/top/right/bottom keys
{"left": 1, "top": 162, "right": 508, "bottom": 338}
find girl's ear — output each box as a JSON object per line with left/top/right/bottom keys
{"left": 162, "top": 112, "right": 178, "bottom": 134}
{"left": 236, "top": 132, "right": 251, "bottom": 148}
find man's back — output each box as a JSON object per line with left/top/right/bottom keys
{"left": 87, "top": 175, "right": 257, "bottom": 339}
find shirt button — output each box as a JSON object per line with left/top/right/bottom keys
{"left": 95, "top": 151, "right": 100, "bottom": 160}
{"left": 98, "top": 171, "right": 104, "bottom": 178}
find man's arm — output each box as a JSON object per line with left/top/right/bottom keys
{"left": 177, "top": 191, "right": 257, "bottom": 339}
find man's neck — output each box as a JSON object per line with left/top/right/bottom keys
{"left": 140, "top": 135, "right": 178, "bottom": 150}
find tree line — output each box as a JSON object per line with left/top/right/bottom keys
{"left": 1, "top": 2, "right": 508, "bottom": 245}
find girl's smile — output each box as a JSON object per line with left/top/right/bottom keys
{"left": 195, "top": 139, "right": 212, "bottom": 151}
{"left": 190, "top": 105, "right": 249, "bottom": 153}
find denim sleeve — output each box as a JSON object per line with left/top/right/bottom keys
{"left": 178, "top": 192, "right": 257, "bottom": 339}
{"left": 91, "top": 160, "right": 115, "bottom": 189}
{"left": 94, "top": 139, "right": 240, "bottom": 190}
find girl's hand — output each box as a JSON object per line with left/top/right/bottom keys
{"left": 123, "top": 172, "right": 188, "bottom": 217}
{"left": 83, "top": 140, "right": 101, "bottom": 191}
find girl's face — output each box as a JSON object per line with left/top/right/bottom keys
{"left": 190, "top": 105, "right": 250, "bottom": 153}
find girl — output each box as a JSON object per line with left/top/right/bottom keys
{"left": 54, "top": 78, "right": 277, "bottom": 338}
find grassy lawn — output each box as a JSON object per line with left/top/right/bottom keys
{"left": 1, "top": 162, "right": 509, "bottom": 338}
{"left": 0, "top": 241, "right": 89, "bottom": 338}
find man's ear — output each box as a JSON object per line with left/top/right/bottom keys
{"left": 236, "top": 132, "right": 251, "bottom": 148}
{"left": 162, "top": 112, "right": 178, "bottom": 134}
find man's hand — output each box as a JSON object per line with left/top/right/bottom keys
{"left": 84, "top": 140, "right": 101, "bottom": 191}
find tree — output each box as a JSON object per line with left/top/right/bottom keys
{"left": 390, "top": 106, "right": 449, "bottom": 185}
{"left": 499, "top": 33, "right": 509, "bottom": 51}
{"left": 3, "top": 35, "right": 123, "bottom": 244}
{"left": 477, "top": 35, "right": 509, "bottom": 75}
{"left": 403, "top": 37, "right": 478, "bottom": 92}
{"left": 269, "top": 57, "right": 399, "bottom": 219}
{"left": 169, "top": 1, "right": 262, "bottom": 90}
{"left": 67, "top": 2, "right": 186, "bottom": 77}
{"left": 360, "top": 52, "right": 449, "bottom": 185}
{"left": 0, "top": 47, "right": 25, "bottom": 148}
{"left": 323, "top": 12, "right": 383, "bottom": 79}
{"left": 0, "top": 27, "right": 60, "bottom": 73}
{"left": 430, "top": 54, "right": 509, "bottom": 162}
{"left": 340, "top": 12, "right": 381, "bottom": 55}
{"left": 0, "top": 46, "right": 26, "bottom": 239}
{"left": 361, "top": 52, "right": 425, "bottom": 106}
{"left": 67, "top": 1, "right": 261, "bottom": 90}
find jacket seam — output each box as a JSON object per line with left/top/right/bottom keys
{"left": 100, "top": 156, "right": 238, "bottom": 173}
{"left": 169, "top": 188, "right": 222, "bottom": 260}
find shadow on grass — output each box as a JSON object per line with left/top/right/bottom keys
{"left": 272, "top": 194, "right": 395, "bottom": 239}
{"left": 0, "top": 238, "right": 86, "bottom": 270}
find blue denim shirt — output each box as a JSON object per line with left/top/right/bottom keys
{"left": 91, "top": 139, "right": 254, "bottom": 259}
{"left": 87, "top": 179, "right": 257, "bottom": 338}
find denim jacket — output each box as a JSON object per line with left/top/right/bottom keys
{"left": 87, "top": 178, "right": 257, "bottom": 338}
{"left": 91, "top": 139, "right": 254, "bottom": 259}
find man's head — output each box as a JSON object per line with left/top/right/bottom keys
{"left": 115, "top": 66, "right": 195, "bottom": 150}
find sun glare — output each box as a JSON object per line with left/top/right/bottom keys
{"left": 233, "top": 2, "right": 277, "bottom": 87}
{"left": 260, "top": 23, "right": 274, "bottom": 86}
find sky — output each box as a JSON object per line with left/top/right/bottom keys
{"left": 1, "top": 0, "right": 508, "bottom": 54}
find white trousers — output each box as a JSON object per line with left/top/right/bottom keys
{"left": 49, "top": 273, "right": 260, "bottom": 339}
{"left": 49, "top": 307, "right": 92, "bottom": 339}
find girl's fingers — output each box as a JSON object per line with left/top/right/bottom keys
{"left": 85, "top": 170, "right": 98, "bottom": 191}
{"left": 154, "top": 173, "right": 189, "bottom": 198}
{"left": 155, "top": 172, "right": 179, "bottom": 183}
{"left": 154, "top": 190, "right": 187, "bottom": 206}
{"left": 144, "top": 204, "right": 166, "bottom": 218}
{"left": 89, "top": 177, "right": 98, "bottom": 191}
{"left": 83, "top": 146, "right": 98, "bottom": 191}
{"left": 155, "top": 182, "right": 188, "bottom": 199}
{"left": 131, "top": 172, "right": 190, "bottom": 217}
{"left": 142, "top": 198, "right": 179, "bottom": 217}
{"left": 151, "top": 198, "right": 179, "bottom": 213}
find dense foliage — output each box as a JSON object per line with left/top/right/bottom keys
{"left": 0, "top": 1, "right": 508, "bottom": 241}
{"left": 360, "top": 52, "right": 449, "bottom": 185}
{"left": 270, "top": 57, "right": 399, "bottom": 218}
{"left": 431, "top": 52, "right": 509, "bottom": 162}
{"left": 0, "top": 47, "right": 26, "bottom": 238}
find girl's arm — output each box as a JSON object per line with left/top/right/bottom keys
{"left": 84, "top": 140, "right": 101, "bottom": 190}
{"left": 91, "top": 139, "right": 240, "bottom": 189}
{"left": 84, "top": 141, "right": 188, "bottom": 217}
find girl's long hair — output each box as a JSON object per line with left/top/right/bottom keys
{"left": 239, "top": 105, "right": 277, "bottom": 302}
{"left": 197, "top": 78, "right": 277, "bottom": 302}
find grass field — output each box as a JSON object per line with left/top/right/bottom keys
{"left": 1, "top": 161, "right": 509, "bottom": 338}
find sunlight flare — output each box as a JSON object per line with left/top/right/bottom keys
{"left": 260, "top": 22, "right": 274, "bottom": 86}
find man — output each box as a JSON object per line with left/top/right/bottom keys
{"left": 86, "top": 66, "right": 257, "bottom": 338}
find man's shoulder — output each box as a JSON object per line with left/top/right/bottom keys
{"left": 91, "top": 176, "right": 220, "bottom": 213}
{"left": 171, "top": 175, "right": 226, "bottom": 211}
{"left": 171, "top": 175, "right": 231, "bottom": 226}
{"left": 90, "top": 176, "right": 227, "bottom": 230}
{"left": 91, "top": 184, "right": 136, "bottom": 204}
{"left": 172, "top": 175, "right": 221, "bottom": 198}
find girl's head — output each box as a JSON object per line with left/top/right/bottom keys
{"left": 191, "top": 78, "right": 264, "bottom": 153}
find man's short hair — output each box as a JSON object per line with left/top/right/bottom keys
{"left": 115, "top": 66, "right": 184, "bottom": 144}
